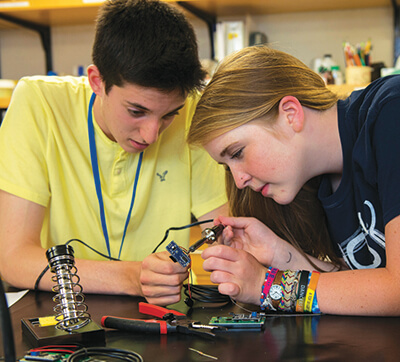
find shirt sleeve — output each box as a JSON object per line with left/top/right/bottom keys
{"left": 0, "top": 78, "right": 50, "bottom": 206}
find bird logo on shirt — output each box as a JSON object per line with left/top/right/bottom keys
{"left": 157, "top": 170, "right": 168, "bottom": 182}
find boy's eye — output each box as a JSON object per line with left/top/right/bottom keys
{"left": 129, "top": 109, "right": 144, "bottom": 117}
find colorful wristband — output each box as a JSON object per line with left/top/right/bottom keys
{"left": 260, "top": 267, "right": 278, "bottom": 310}
{"left": 311, "top": 290, "right": 321, "bottom": 314}
{"left": 278, "top": 270, "right": 297, "bottom": 312}
{"left": 295, "top": 271, "right": 309, "bottom": 313}
{"left": 304, "top": 271, "right": 320, "bottom": 313}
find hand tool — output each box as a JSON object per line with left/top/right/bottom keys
{"left": 188, "top": 224, "right": 225, "bottom": 253}
{"left": 101, "top": 302, "right": 223, "bottom": 338}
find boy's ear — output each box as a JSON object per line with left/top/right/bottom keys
{"left": 87, "top": 64, "right": 105, "bottom": 96}
{"left": 279, "top": 96, "right": 304, "bottom": 133}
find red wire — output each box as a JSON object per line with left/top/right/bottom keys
{"left": 187, "top": 268, "right": 192, "bottom": 299}
{"left": 30, "top": 345, "right": 80, "bottom": 354}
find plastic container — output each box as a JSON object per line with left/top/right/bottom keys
{"left": 321, "top": 54, "right": 336, "bottom": 70}
{"left": 331, "top": 65, "right": 343, "bottom": 85}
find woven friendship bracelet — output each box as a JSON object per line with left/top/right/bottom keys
{"left": 289, "top": 271, "right": 300, "bottom": 312}
{"left": 278, "top": 270, "right": 297, "bottom": 311}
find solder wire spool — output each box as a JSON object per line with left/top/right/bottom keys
{"left": 46, "top": 245, "right": 91, "bottom": 332}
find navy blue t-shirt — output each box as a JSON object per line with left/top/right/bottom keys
{"left": 318, "top": 75, "right": 400, "bottom": 270}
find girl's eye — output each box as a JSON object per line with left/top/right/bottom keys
{"left": 163, "top": 111, "right": 179, "bottom": 120}
{"left": 230, "top": 148, "right": 243, "bottom": 159}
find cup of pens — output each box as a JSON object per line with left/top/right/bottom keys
{"left": 344, "top": 40, "right": 372, "bottom": 85}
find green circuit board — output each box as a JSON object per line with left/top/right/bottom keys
{"left": 209, "top": 313, "right": 266, "bottom": 329}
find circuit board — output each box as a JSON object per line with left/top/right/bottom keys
{"left": 209, "top": 312, "right": 266, "bottom": 329}
{"left": 166, "top": 240, "right": 191, "bottom": 267}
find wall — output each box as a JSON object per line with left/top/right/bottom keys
{"left": 0, "top": 6, "right": 394, "bottom": 80}
{"left": 248, "top": 7, "right": 393, "bottom": 73}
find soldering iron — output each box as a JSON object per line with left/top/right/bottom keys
{"left": 188, "top": 224, "right": 225, "bottom": 253}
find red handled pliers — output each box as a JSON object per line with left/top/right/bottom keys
{"left": 101, "top": 302, "right": 221, "bottom": 338}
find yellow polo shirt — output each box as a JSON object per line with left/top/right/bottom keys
{"left": 0, "top": 76, "right": 226, "bottom": 260}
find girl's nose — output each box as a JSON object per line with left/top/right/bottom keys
{"left": 232, "top": 170, "right": 250, "bottom": 189}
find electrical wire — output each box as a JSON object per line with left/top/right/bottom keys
{"left": 34, "top": 219, "right": 223, "bottom": 305}
{"left": 35, "top": 220, "right": 213, "bottom": 290}
{"left": 151, "top": 218, "right": 213, "bottom": 253}
{"left": 34, "top": 238, "right": 120, "bottom": 291}
{"left": 183, "top": 284, "right": 231, "bottom": 305}
{"left": 66, "top": 347, "right": 143, "bottom": 362}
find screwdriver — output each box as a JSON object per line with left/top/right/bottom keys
{"left": 188, "top": 224, "right": 225, "bottom": 253}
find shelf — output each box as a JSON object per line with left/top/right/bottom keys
{"left": 182, "top": 0, "right": 392, "bottom": 17}
{"left": 0, "top": 0, "right": 393, "bottom": 28}
{"left": 0, "top": 0, "right": 396, "bottom": 88}
{"left": 0, "top": 0, "right": 102, "bottom": 28}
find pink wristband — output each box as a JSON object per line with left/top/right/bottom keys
{"left": 260, "top": 267, "right": 279, "bottom": 310}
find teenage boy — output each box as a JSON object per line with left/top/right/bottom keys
{"left": 0, "top": 0, "right": 227, "bottom": 306}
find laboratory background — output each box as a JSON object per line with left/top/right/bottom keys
{"left": 0, "top": 1, "right": 396, "bottom": 86}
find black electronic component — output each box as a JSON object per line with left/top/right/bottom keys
{"left": 166, "top": 240, "right": 191, "bottom": 267}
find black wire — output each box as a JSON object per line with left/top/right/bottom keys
{"left": 184, "top": 284, "right": 231, "bottom": 305}
{"left": 34, "top": 219, "right": 214, "bottom": 292}
{"left": 34, "top": 238, "right": 120, "bottom": 291}
{"left": 151, "top": 218, "right": 213, "bottom": 253}
{"left": 66, "top": 347, "right": 143, "bottom": 362}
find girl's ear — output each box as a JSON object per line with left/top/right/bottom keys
{"left": 279, "top": 96, "right": 304, "bottom": 133}
{"left": 87, "top": 64, "right": 105, "bottom": 97}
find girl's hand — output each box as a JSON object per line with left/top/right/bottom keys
{"left": 202, "top": 244, "right": 267, "bottom": 305}
{"left": 214, "top": 216, "right": 281, "bottom": 266}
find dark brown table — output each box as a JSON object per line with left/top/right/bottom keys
{"left": 2, "top": 286, "right": 400, "bottom": 361}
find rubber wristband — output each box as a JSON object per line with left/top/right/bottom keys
{"left": 295, "top": 271, "right": 309, "bottom": 313}
{"left": 304, "top": 271, "right": 320, "bottom": 313}
{"left": 311, "top": 291, "right": 321, "bottom": 314}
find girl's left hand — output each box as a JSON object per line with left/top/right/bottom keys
{"left": 202, "top": 244, "right": 268, "bottom": 305}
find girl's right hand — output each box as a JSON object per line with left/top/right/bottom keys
{"left": 214, "top": 215, "right": 282, "bottom": 266}
{"left": 201, "top": 244, "right": 268, "bottom": 305}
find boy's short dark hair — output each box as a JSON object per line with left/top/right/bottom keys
{"left": 92, "top": 0, "right": 206, "bottom": 95}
